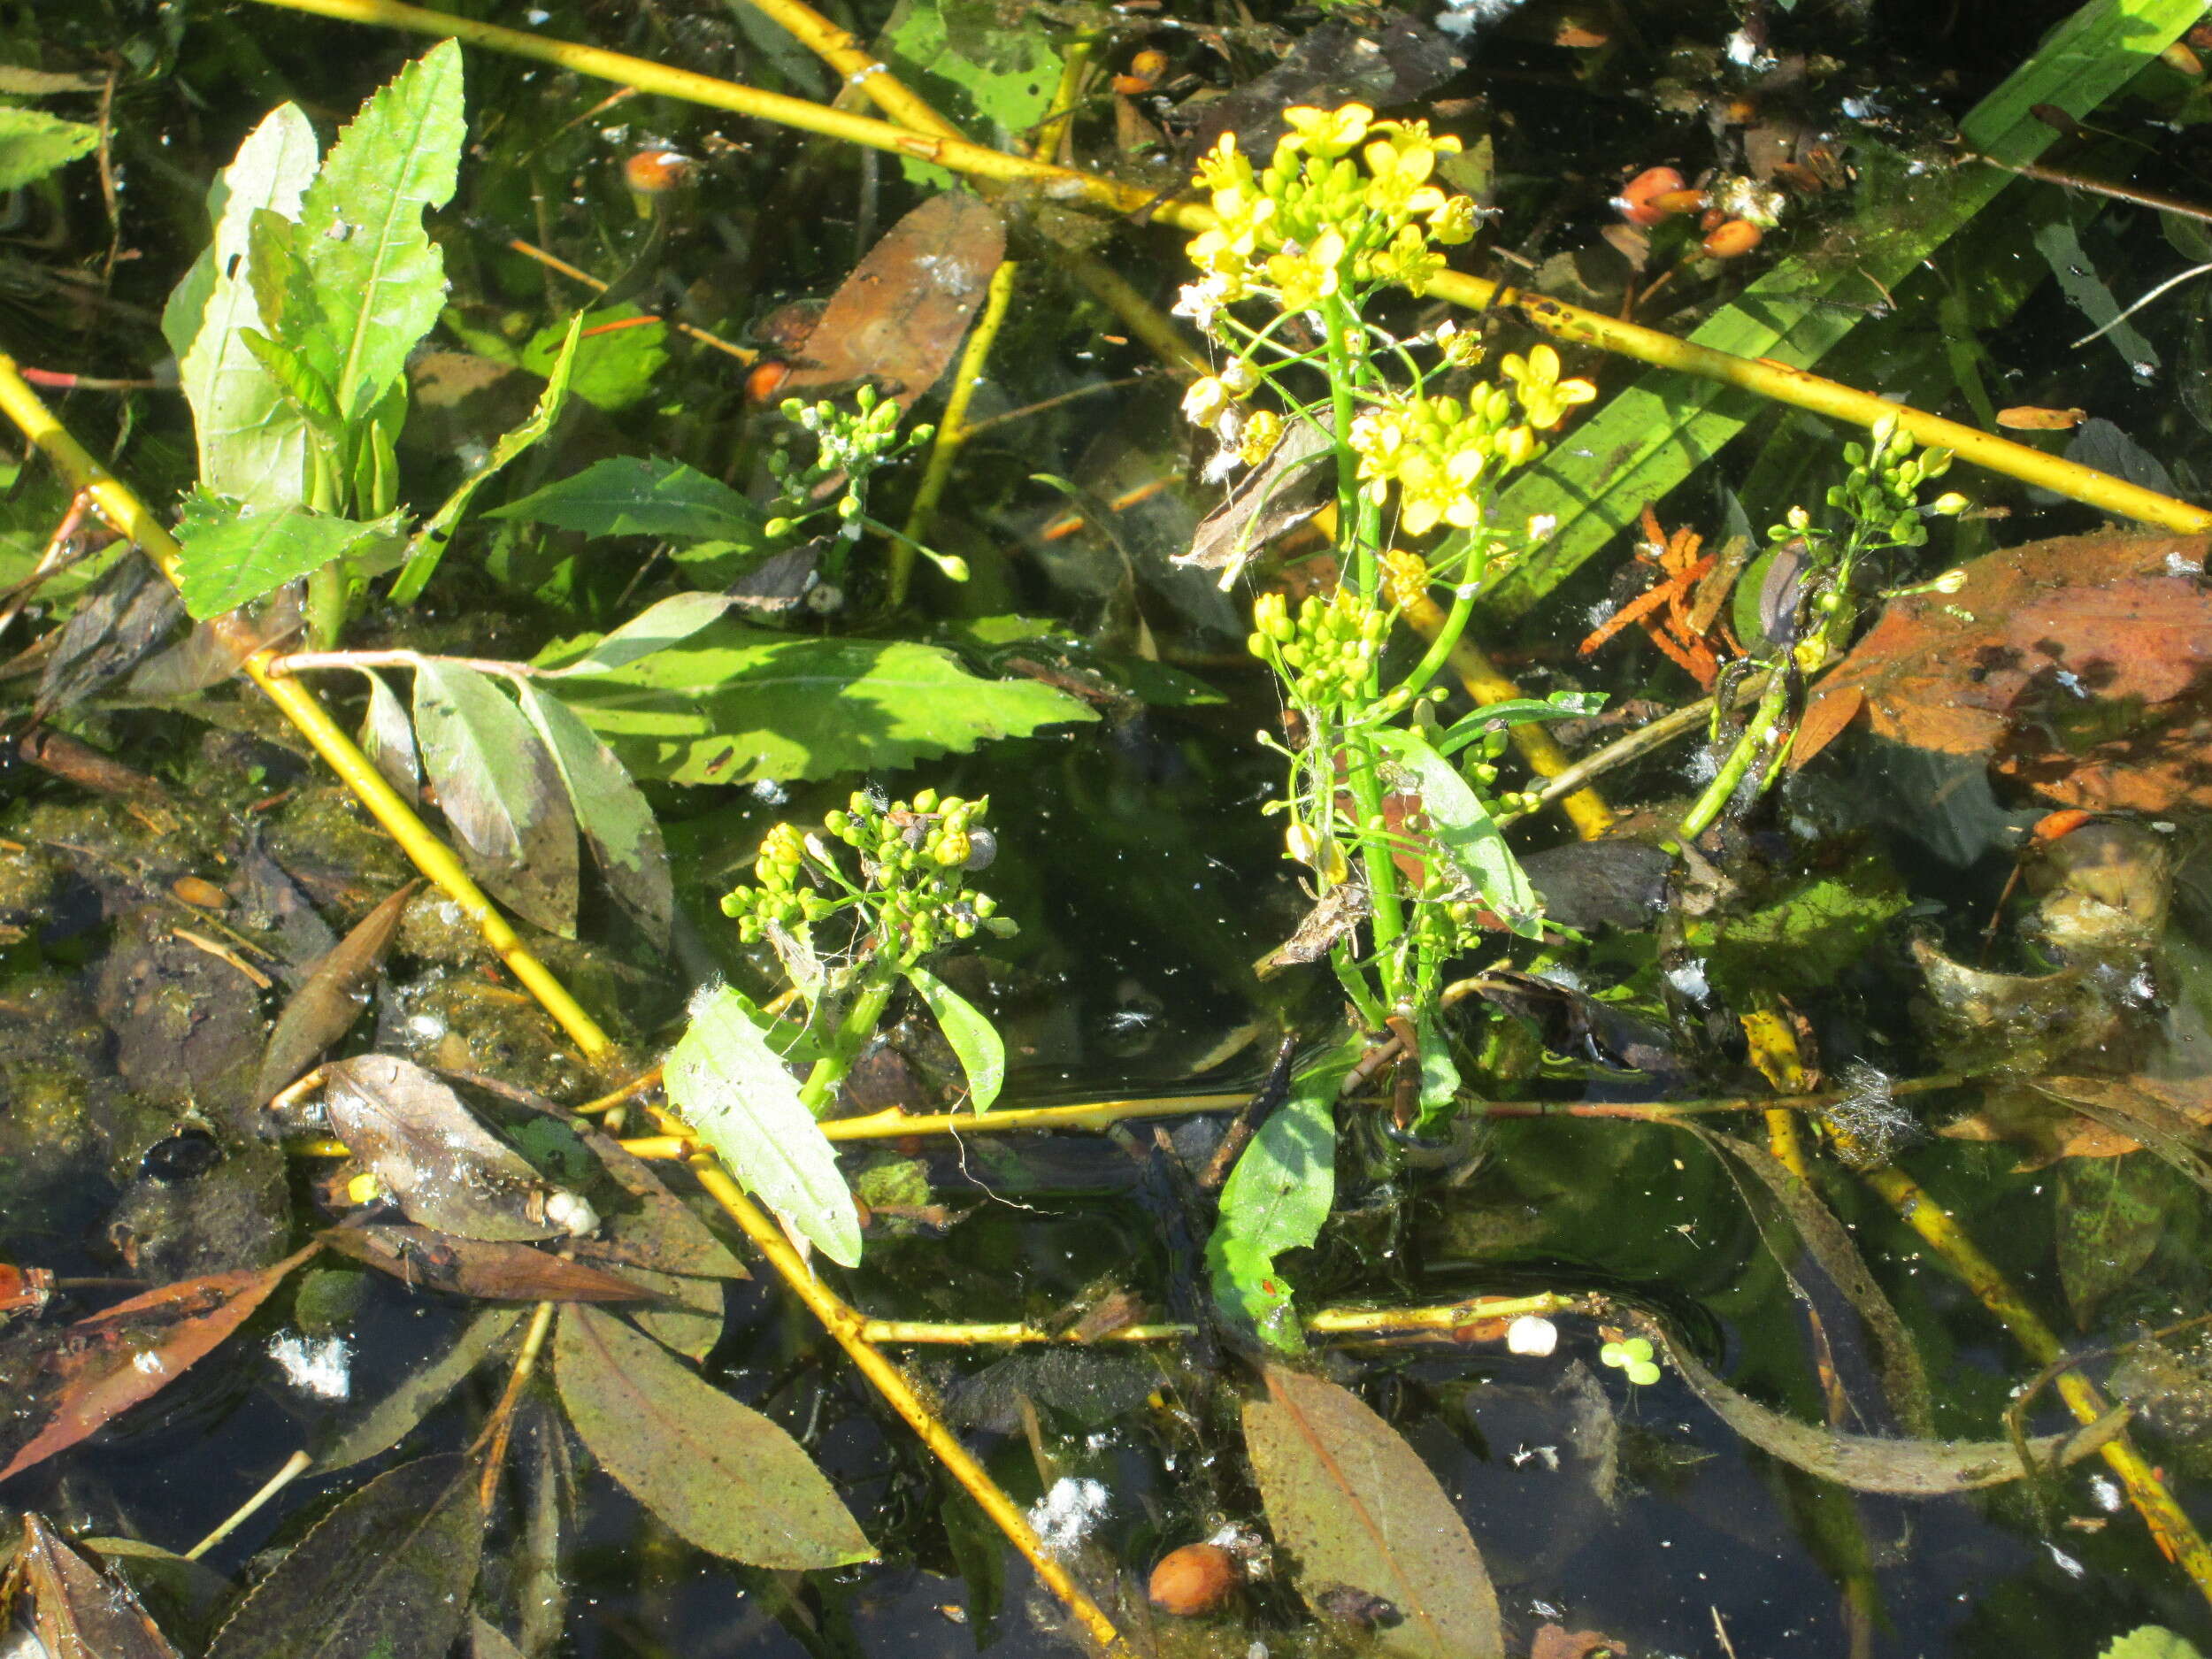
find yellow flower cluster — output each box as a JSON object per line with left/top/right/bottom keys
{"left": 1185, "top": 103, "right": 1477, "bottom": 319}
{"left": 1348, "top": 345, "right": 1596, "bottom": 536}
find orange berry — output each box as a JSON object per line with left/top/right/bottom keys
{"left": 746, "top": 361, "right": 791, "bottom": 404}
{"left": 624, "top": 148, "right": 695, "bottom": 195}
{"left": 1701, "top": 219, "right": 1763, "bottom": 257}
{"left": 1148, "top": 1543, "right": 1238, "bottom": 1616}
{"left": 1615, "top": 166, "right": 1687, "bottom": 227}
{"left": 1648, "top": 187, "right": 1709, "bottom": 217}
{"left": 171, "top": 875, "right": 228, "bottom": 909}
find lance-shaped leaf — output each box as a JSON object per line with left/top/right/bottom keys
{"left": 903, "top": 963, "right": 1003, "bottom": 1110}
{"left": 324, "top": 1055, "right": 584, "bottom": 1242}
{"left": 357, "top": 667, "right": 420, "bottom": 804}
{"left": 536, "top": 590, "right": 735, "bottom": 677}
{"left": 555, "top": 1304, "right": 872, "bottom": 1568}
{"left": 174, "top": 496, "right": 404, "bottom": 621}
{"left": 320, "top": 1225, "right": 661, "bottom": 1303}
{"left": 0, "top": 1245, "right": 319, "bottom": 1483}
{"left": 1243, "top": 1363, "right": 1503, "bottom": 1658}
{"left": 204, "top": 1454, "right": 484, "bottom": 1659}
{"left": 16, "top": 1515, "right": 183, "bottom": 1659}
{"left": 514, "top": 681, "right": 674, "bottom": 949}
{"left": 665, "top": 987, "right": 861, "bottom": 1266}
{"left": 295, "top": 41, "right": 465, "bottom": 421}
{"left": 567, "top": 1118, "right": 749, "bottom": 1280}
{"left": 315, "top": 1305, "right": 523, "bottom": 1471}
{"left": 412, "top": 661, "right": 579, "bottom": 935}
{"left": 253, "top": 879, "right": 418, "bottom": 1104}
{"left": 492, "top": 455, "right": 769, "bottom": 543}
{"left": 171, "top": 104, "right": 320, "bottom": 510}
{"left": 1370, "top": 726, "right": 1541, "bottom": 939}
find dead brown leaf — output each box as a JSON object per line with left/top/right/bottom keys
{"left": 1531, "top": 1625, "right": 1622, "bottom": 1659}
{"left": 1943, "top": 1074, "right": 2212, "bottom": 1171}
{"left": 1794, "top": 532, "right": 2212, "bottom": 813}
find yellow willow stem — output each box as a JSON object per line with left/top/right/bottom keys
{"left": 1379, "top": 546, "right": 1615, "bottom": 838}
{"left": 684, "top": 1154, "right": 1133, "bottom": 1655}
{"left": 242, "top": 0, "right": 2212, "bottom": 535}
{"left": 1852, "top": 1153, "right": 2212, "bottom": 1609}
{"left": 0, "top": 354, "right": 615, "bottom": 1062}
{"left": 862, "top": 1292, "right": 1579, "bottom": 1347}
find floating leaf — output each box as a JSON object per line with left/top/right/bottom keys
{"left": 514, "top": 683, "right": 675, "bottom": 949}
{"left": 320, "top": 1225, "right": 660, "bottom": 1303}
{"left": 545, "top": 622, "right": 1095, "bottom": 785}
{"left": 253, "top": 880, "right": 418, "bottom": 1104}
{"left": 204, "top": 1454, "right": 484, "bottom": 1659}
{"left": 0, "top": 106, "right": 100, "bottom": 190}
{"left": 413, "top": 661, "right": 579, "bottom": 935}
{"left": 0, "top": 1246, "right": 317, "bottom": 1483}
{"left": 315, "top": 1305, "right": 523, "bottom": 1471}
{"left": 173, "top": 496, "right": 403, "bottom": 620}
{"left": 294, "top": 41, "right": 465, "bottom": 421}
{"left": 323, "top": 1055, "right": 579, "bottom": 1242}
{"left": 492, "top": 456, "right": 766, "bottom": 543}
{"left": 903, "top": 963, "right": 1003, "bottom": 1110}
{"left": 554, "top": 1304, "right": 873, "bottom": 1568}
{"left": 665, "top": 987, "right": 861, "bottom": 1266}
{"left": 170, "top": 104, "right": 321, "bottom": 510}
{"left": 779, "top": 191, "right": 1005, "bottom": 410}
{"left": 15, "top": 1515, "right": 183, "bottom": 1659}
{"left": 1793, "top": 532, "right": 2212, "bottom": 813}
{"left": 1243, "top": 1363, "right": 1503, "bottom": 1658}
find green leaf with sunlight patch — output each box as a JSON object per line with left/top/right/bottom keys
{"left": 2103, "top": 1630, "right": 2208, "bottom": 1659}
{"left": 1482, "top": 0, "right": 2210, "bottom": 617}
{"left": 543, "top": 622, "right": 1098, "bottom": 785}
{"left": 666, "top": 987, "right": 861, "bottom": 1265}
{"left": 515, "top": 681, "right": 675, "bottom": 950}
{"left": 296, "top": 40, "right": 465, "bottom": 421}
{"left": 0, "top": 107, "right": 98, "bottom": 190}
{"left": 877, "top": 0, "right": 1061, "bottom": 189}
{"left": 493, "top": 457, "right": 767, "bottom": 543}
{"left": 521, "top": 308, "right": 668, "bottom": 410}
{"left": 1370, "top": 726, "right": 1541, "bottom": 939}
{"left": 173, "top": 495, "right": 403, "bottom": 618}
{"left": 903, "top": 963, "right": 1004, "bottom": 1110}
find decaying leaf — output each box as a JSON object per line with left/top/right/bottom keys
{"left": 323, "top": 1055, "right": 594, "bottom": 1242}
{"left": 12, "top": 1515, "right": 183, "bottom": 1659}
{"left": 2059, "top": 1153, "right": 2173, "bottom": 1325}
{"left": 1794, "top": 532, "right": 2212, "bottom": 813}
{"left": 514, "top": 682, "right": 675, "bottom": 949}
{"left": 35, "top": 552, "right": 185, "bottom": 719}
{"left": 253, "top": 879, "right": 419, "bottom": 1104}
{"left": 0, "top": 1245, "right": 318, "bottom": 1483}
{"left": 554, "top": 1304, "right": 874, "bottom": 1568}
{"left": 1909, "top": 936, "right": 2126, "bottom": 1075}
{"left": 1256, "top": 881, "right": 1371, "bottom": 979}
{"left": 319, "top": 1224, "right": 658, "bottom": 1302}
{"left": 1944, "top": 1075, "right": 2212, "bottom": 1178}
{"left": 565, "top": 1118, "right": 749, "bottom": 1281}
{"left": 1180, "top": 417, "right": 1335, "bottom": 580}
{"left": 1242, "top": 1362, "right": 1503, "bottom": 1659}
{"left": 204, "top": 1454, "right": 484, "bottom": 1659}
{"left": 779, "top": 192, "right": 1005, "bottom": 411}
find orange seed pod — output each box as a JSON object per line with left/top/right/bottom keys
{"left": 746, "top": 361, "right": 792, "bottom": 405}
{"left": 1148, "top": 1544, "right": 1238, "bottom": 1617}
{"left": 1701, "top": 219, "right": 1763, "bottom": 257}
{"left": 1615, "top": 165, "right": 1687, "bottom": 227}
{"left": 624, "top": 148, "right": 695, "bottom": 195}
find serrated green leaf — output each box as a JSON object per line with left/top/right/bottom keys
{"left": 492, "top": 456, "right": 766, "bottom": 542}
{"left": 2103, "top": 1628, "right": 2208, "bottom": 1659}
{"left": 877, "top": 0, "right": 1060, "bottom": 188}
{"left": 1370, "top": 727, "right": 1542, "bottom": 939}
{"left": 667, "top": 987, "right": 861, "bottom": 1264}
{"left": 1484, "top": 0, "right": 2209, "bottom": 617}
{"left": 413, "top": 662, "right": 579, "bottom": 936}
{"left": 173, "top": 495, "right": 402, "bottom": 619}
{"left": 173, "top": 105, "right": 321, "bottom": 511}
{"left": 903, "top": 963, "right": 1004, "bottom": 1110}
{"left": 514, "top": 681, "right": 674, "bottom": 949}
{"left": 520, "top": 307, "right": 668, "bottom": 410}
{"left": 0, "top": 106, "right": 98, "bottom": 190}
{"left": 546, "top": 622, "right": 1098, "bottom": 785}
{"left": 555, "top": 1304, "right": 872, "bottom": 1567}
{"left": 296, "top": 40, "right": 465, "bottom": 421}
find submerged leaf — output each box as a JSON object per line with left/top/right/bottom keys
{"left": 315, "top": 1305, "right": 523, "bottom": 1471}
{"left": 253, "top": 880, "right": 419, "bottom": 1104}
{"left": 554, "top": 1305, "right": 873, "bottom": 1568}
{"left": 1243, "top": 1363, "right": 1503, "bottom": 1658}
{"left": 319, "top": 1225, "right": 659, "bottom": 1303}
{"left": 514, "top": 683, "right": 675, "bottom": 949}
{"left": 494, "top": 457, "right": 767, "bottom": 543}
{"left": 16, "top": 1515, "right": 183, "bottom": 1659}
{"left": 0, "top": 106, "right": 100, "bottom": 190}
{"left": 204, "top": 1454, "right": 484, "bottom": 1659}
{"left": 413, "top": 662, "right": 580, "bottom": 935}
{"left": 665, "top": 987, "right": 860, "bottom": 1265}
{"left": 2059, "top": 1154, "right": 2171, "bottom": 1326}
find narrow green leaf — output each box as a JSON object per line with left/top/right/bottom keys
{"left": 173, "top": 495, "right": 402, "bottom": 619}
{"left": 903, "top": 963, "right": 1004, "bottom": 1110}
{"left": 492, "top": 455, "right": 768, "bottom": 542}
{"left": 2033, "top": 216, "right": 2160, "bottom": 373}
{"left": 296, "top": 40, "right": 465, "bottom": 420}
{"left": 538, "top": 591, "right": 735, "bottom": 676}
{"left": 555, "top": 1304, "right": 873, "bottom": 1567}
{"left": 314, "top": 1306, "right": 523, "bottom": 1471}
{"left": 545, "top": 623, "right": 1098, "bottom": 785}
{"left": 0, "top": 107, "right": 99, "bottom": 190}
{"left": 390, "top": 312, "right": 584, "bottom": 604}
{"left": 1370, "top": 727, "right": 1542, "bottom": 939}
{"left": 357, "top": 666, "right": 420, "bottom": 805}
{"left": 514, "top": 681, "right": 675, "bottom": 949}
{"left": 1432, "top": 694, "right": 1596, "bottom": 757}
{"left": 666, "top": 987, "right": 862, "bottom": 1265}
{"left": 519, "top": 307, "right": 668, "bottom": 410}
{"left": 173, "top": 105, "right": 320, "bottom": 511}
{"left": 412, "top": 662, "right": 580, "bottom": 936}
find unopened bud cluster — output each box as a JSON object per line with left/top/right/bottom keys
{"left": 1247, "top": 587, "right": 1389, "bottom": 704}
{"left": 720, "top": 787, "right": 1010, "bottom": 967}
{"left": 765, "top": 387, "right": 932, "bottom": 541}
{"left": 1769, "top": 413, "right": 1960, "bottom": 557}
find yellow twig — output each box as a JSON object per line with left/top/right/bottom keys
{"left": 895, "top": 258, "right": 1019, "bottom": 605}
{"left": 861, "top": 1292, "right": 1577, "bottom": 1347}
{"left": 685, "top": 1155, "right": 1133, "bottom": 1655}
{"left": 0, "top": 354, "right": 615, "bottom": 1063}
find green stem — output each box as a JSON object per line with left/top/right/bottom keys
{"left": 798, "top": 970, "right": 898, "bottom": 1118}
{"left": 1678, "top": 677, "right": 1790, "bottom": 841}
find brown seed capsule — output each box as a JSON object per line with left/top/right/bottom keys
{"left": 172, "top": 875, "right": 228, "bottom": 909}
{"left": 1701, "top": 219, "right": 1763, "bottom": 258}
{"left": 1148, "top": 1543, "right": 1238, "bottom": 1616}
{"left": 1615, "top": 165, "right": 1686, "bottom": 227}
{"left": 624, "top": 148, "right": 695, "bottom": 195}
